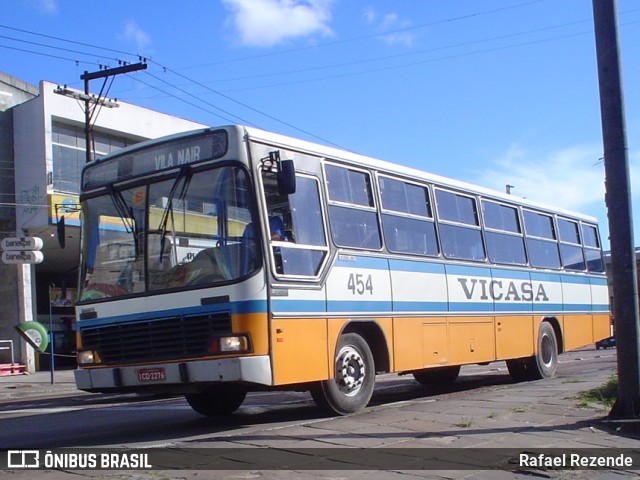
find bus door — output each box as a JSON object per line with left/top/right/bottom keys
{"left": 256, "top": 157, "right": 330, "bottom": 385}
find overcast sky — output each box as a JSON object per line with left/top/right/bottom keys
{"left": 3, "top": 0, "right": 640, "bottom": 249}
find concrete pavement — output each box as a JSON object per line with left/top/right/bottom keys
{"left": 0, "top": 347, "right": 638, "bottom": 479}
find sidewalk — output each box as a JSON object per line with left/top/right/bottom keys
{"left": 0, "top": 367, "right": 79, "bottom": 401}
{"left": 0, "top": 350, "right": 638, "bottom": 479}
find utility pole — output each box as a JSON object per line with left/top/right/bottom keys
{"left": 80, "top": 62, "right": 147, "bottom": 164}
{"left": 592, "top": 0, "right": 640, "bottom": 418}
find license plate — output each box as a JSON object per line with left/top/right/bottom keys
{"left": 136, "top": 367, "right": 166, "bottom": 383}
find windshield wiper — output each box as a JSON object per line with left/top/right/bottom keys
{"left": 159, "top": 166, "right": 193, "bottom": 262}
{"left": 107, "top": 186, "right": 135, "bottom": 233}
{"left": 107, "top": 186, "right": 139, "bottom": 258}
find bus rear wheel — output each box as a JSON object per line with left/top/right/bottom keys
{"left": 311, "top": 333, "right": 375, "bottom": 415}
{"left": 507, "top": 321, "right": 558, "bottom": 382}
{"left": 185, "top": 384, "right": 247, "bottom": 416}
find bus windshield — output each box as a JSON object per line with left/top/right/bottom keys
{"left": 78, "top": 164, "right": 259, "bottom": 301}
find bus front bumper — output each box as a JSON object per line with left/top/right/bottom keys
{"left": 74, "top": 355, "right": 272, "bottom": 392}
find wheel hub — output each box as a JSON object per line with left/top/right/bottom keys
{"left": 336, "top": 346, "right": 365, "bottom": 395}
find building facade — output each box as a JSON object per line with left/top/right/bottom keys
{"left": 0, "top": 72, "right": 207, "bottom": 371}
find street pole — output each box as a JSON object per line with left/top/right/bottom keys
{"left": 48, "top": 283, "right": 55, "bottom": 385}
{"left": 80, "top": 62, "right": 147, "bottom": 164}
{"left": 592, "top": 0, "right": 640, "bottom": 418}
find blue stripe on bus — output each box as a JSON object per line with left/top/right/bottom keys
{"left": 530, "top": 272, "right": 561, "bottom": 283}
{"left": 561, "top": 275, "right": 591, "bottom": 285}
{"left": 392, "top": 301, "right": 448, "bottom": 312}
{"left": 80, "top": 300, "right": 268, "bottom": 328}
{"left": 494, "top": 303, "right": 533, "bottom": 312}
{"left": 589, "top": 277, "right": 608, "bottom": 286}
{"left": 328, "top": 300, "right": 393, "bottom": 312}
{"left": 334, "top": 256, "right": 389, "bottom": 270}
{"left": 533, "top": 303, "right": 564, "bottom": 312}
{"left": 389, "top": 259, "right": 445, "bottom": 274}
{"left": 592, "top": 304, "right": 610, "bottom": 311}
{"left": 448, "top": 302, "right": 494, "bottom": 312}
{"left": 271, "top": 299, "right": 326, "bottom": 313}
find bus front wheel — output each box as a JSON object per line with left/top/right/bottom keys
{"left": 185, "top": 384, "right": 247, "bottom": 416}
{"left": 311, "top": 333, "right": 375, "bottom": 415}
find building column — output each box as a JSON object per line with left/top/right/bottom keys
{"left": 17, "top": 263, "right": 37, "bottom": 372}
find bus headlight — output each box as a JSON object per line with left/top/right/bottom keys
{"left": 77, "top": 350, "right": 100, "bottom": 365}
{"left": 210, "top": 335, "right": 249, "bottom": 353}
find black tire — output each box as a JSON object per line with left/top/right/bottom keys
{"left": 531, "top": 321, "right": 558, "bottom": 379}
{"left": 413, "top": 365, "right": 461, "bottom": 385}
{"left": 185, "top": 384, "right": 247, "bottom": 416}
{"left": 506, "top": 358, "right": 531, "bottom": 382}
{"left": 507, "top": 322, "right": 558, "bottom": 382}
{"left": 311, "top": 333, "right": 375, "bottom": 415}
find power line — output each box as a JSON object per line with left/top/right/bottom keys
{"left": 139, "top": 71, "right": 254, "bottom": 126}
{"left": 177, "top": 0, "right": 549, "bottom": 70}
{"left": 0, "top": 23, "right": 139, "bottom": 59}
{"left": 146, "top": 60, "right": 348, "bottom": 149}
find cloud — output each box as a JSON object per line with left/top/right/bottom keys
{"left": 120, "top": 20, "right": 152, "bottom": 53}
{"left": 473, "top": 143, "right": 608, "bottom": 211}
{"left": 32, "top": 0, "right": 57, "bottom": 14}
{"left": 362, "top": 7, "right": 415, "bottom": 47}
{"left": 471, "top": 143, "right": 640, "bottom": 249}
{"left": 222, "top": 0, "right": 334, "bottom": 47}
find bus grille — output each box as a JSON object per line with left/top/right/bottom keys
{"left": 80, "top": 313, "right": 232, "bottom": 364}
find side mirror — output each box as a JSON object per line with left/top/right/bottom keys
{"left": 278, "top": 159, "right": 296, "bottom": 195}
{"left": 57, "top": 215, "right": 66, "bottom": 249}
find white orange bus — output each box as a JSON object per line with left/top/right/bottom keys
{"left": 73, "top": 126, "right": 610, "bottom": 415}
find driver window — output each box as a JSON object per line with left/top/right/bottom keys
{"left": 261, "top": 171, "right": 328, "bottom": 277}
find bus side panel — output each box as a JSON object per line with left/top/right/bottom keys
{"left": 392, "top": 317, "right": 423, "bottom": 371}
{"left": 591, "top": 276, "right": 611, "bottom": 342}
{"left": 593, "top": 313, "right": 612, "bottom": 341}
{"left": 421, "top": 319, "right": 449, "bottom": 367}
{"left": 393, "top": 317, "right": 449, "bottom": 370}
{"left": 562, "top": 314, "right": 596, "bottom": 351}
{"left": 271, "top": 318, "right": 329, "bottom": 385}
{"left": 448, "top": 316, "right": 496, "bottom": 364}
{"left": 495, "top": 315, "right": 535, "bottom": 359}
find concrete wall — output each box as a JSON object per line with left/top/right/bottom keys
{"left": 3, "top": 77, "right": 208, "bottom": 370}
{"left": 0, "top": 73, "right": 38, "bottom": 368}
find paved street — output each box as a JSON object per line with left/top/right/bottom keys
{"left": 0, "top": 347, "right": 637, "bottom": 479}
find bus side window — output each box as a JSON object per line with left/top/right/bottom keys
{"left": 262, "top": 170, "right": 328, "bottom": 277}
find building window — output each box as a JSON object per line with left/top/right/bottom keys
{"left": 51, "top": 122, "right": 136, "bottom": 194}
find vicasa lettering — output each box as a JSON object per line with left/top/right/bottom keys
{"left": 154, "top": 146, "right": 201, "bottom": 170}
{"left": 458, "top": 278, "right": 549, "bottom": 302}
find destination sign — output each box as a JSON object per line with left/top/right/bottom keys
{"left": 82, "top": 129, "right": 228, "bottom": 190}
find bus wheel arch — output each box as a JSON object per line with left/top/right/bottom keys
{"left": 341, "top": 320, "right": 390, "bottom": 374}
{"left": 507, "top": 318, "right": 561, "bottom": 382}
{"left": 311, "top": 322, "right": 385, "bottom": 415}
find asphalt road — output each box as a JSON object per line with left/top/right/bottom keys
{"left": 0, "top": 347, "right": 617, "bottom": 451}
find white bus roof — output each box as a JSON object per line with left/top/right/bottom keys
{"left": 243, "top": 126, "right": 600, "bottom": 224}
{"left": 89, "top": 125, "right": 599, "bottom": 224}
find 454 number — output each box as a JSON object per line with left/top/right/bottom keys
{"left": 347, "top": 273, "right": 373, "bottom": 295}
